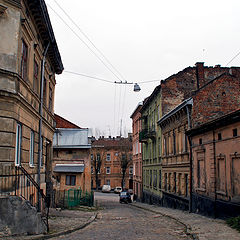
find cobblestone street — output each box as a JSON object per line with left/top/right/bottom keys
{"left": 52, "top": 192, "right": 190, "bottom": 240}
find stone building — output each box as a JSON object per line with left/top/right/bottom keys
{"left": 140, "top": 62, "right": 240, "bottom": 208}
{"left": 140, "top": 86, "right": 162, "bottom": 204}
{"left": 52, "top": 115, "right": 91, "bottom": 193}
{"left": 0, "top": 0, "right": 63, "bottom": 197}
{"left": 130, "top": 102, "right": 143, "bottom": 200}
{"left": 158, "top": 98, "right": 192, "bottom": 210}
{"left": 187, "top": 72, "right": 240, "bottom": 218}
{"left": 91, "top": 136, "right": 133, "bottom": 190}
{"left": 0, "top": 0, "right": 63, "bottom": 234}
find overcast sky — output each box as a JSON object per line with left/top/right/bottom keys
{"left": 45, "top": 0, "right": 240, "bottom": 137}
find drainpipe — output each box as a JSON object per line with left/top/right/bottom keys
{"left": 37, "top": 42, "right": 50, "bottom": 211}
{"left": 213, "top": 129, "right": 217, "bottom": 218}
{"left": 186, "top": 104, "right": 193, "bottom": 212}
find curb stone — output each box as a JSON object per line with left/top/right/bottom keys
{"left": 130, "top": 203, "right": 198, "bottom": 240}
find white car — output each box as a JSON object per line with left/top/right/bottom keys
{"left": 102, "top": 185, "right": 111, "bottom": 193}
{"left": 114, "top": 186, "right": 122, "bottom": 194}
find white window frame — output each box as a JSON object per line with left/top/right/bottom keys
{"left": 106, "top": 167, "right": 111, "bottom": 174}
{"left": 15, "top": 123, "right": 22, "bottom": 166}
{"left": 29, "top": 130, "right": 34, "bottom": 167}
{"left": 106, "top": 153, "right": 111, "bottom": 161}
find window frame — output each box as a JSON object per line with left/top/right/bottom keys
{"left": 106, "top": 167, "right": 111, "bottom": 174}
{"left": 66, "top": 175, "right": 76, "bottom": 186}
{"left": 21, "top": 39, "right": 28, "bottom": 80}
{"left": 15, "top": 123, "right": 22, "bottom": 166}
{"left": 29, "top": 130, "right": 34, "bottom": 167}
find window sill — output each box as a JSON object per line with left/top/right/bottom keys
{"left": 196, "top": 187, "right": 206, "bottom": 192}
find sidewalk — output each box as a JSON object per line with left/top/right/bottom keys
{"left": 131, "top": 201, "right": 240, "bottom": 240}
{"left": 2, "top": 206, "right": 97, "bottom": 240}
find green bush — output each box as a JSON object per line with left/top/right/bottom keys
{"left": 226, "top": 216, "right": 240, "bottom": 232}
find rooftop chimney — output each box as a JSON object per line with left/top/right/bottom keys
{"left": 195, "top": 62, "right": 205, "bottom": 89}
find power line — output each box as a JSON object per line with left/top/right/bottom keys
{"left": 47, "top": 3, "right": 123, "bottom": 82}
{"left": 53, "top": 0, "right": 127, "bottom": 82}
{"left": 64, "top": 70, "right": 113, "bottom": 83}
{"left": 226, "top": 50, "right": 240, "bottom": 66}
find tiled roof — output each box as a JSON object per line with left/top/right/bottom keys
{"left": 55, "top": 114, "right": 81, "bottom": 129}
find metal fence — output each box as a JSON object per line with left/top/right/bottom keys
{"left": 52, "top": 188, "right": 94, "bottom": 209}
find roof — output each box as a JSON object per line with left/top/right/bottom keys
{"left": 141, "top": 85, "right": 161, "bottom": 112}
{"left": 130, "top": 102, "right": 143, "bottom": 118}
{"left": 53, "top": 164, "right": 84, "bottom": 173}
{"left": 158, "top": 98, "right": 193, "bottom": 126}
{"left": 25, "top": 0, "right": 64, "bottom": 74}
{"left": 55, "top": 114, "right": 82, "bottom": 129}
{"left": 53, "top": 128, "right": 91, "bottom": 148}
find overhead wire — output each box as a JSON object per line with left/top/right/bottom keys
{"left": 53, "top": 0, "right": 127, "bottom": 82}
{"left": 225, "top": 50, "right": 240, "bottom": 66}
{"left": 47, "top": 3, "right": 124, "bottom": 82}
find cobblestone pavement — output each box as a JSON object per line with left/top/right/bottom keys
{"left": 132, "top": 202, "right": 240, "bottom": 240}
{"left": 52, "top": 192, "right": 191, "bottom": 240}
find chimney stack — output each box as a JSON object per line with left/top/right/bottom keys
{"left": 195, "top": 62, "right": 205, "bottom": 89}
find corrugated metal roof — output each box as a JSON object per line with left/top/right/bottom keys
{"left": 53, "top": 128, "right": 91, "bottom": 148}
{"left": 53, "top": 164, "right": 84, "bottom": 173}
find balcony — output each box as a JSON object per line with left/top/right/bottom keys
{"left": 139, "top": 127, "right": 156, "bottom": 142}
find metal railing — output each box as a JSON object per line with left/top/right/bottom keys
{"left": 0, "top": 165, "right": 49, "bottom": 232}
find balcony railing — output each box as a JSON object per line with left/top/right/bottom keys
{"left": 139, "top": 127, "right": 156, "bottom": 142}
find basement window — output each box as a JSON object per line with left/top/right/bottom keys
{"left": 233, "top": 128, "right": 238, "bottom": 137}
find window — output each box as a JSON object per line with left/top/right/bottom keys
{"left": 21, "top": 40, "right": 28, "bottom": 80}
{"left": 29, "top": 130, "right": 34, "bottom": 166}
{"left": 233, "top": 128, "right": 238, "bottom": 137}
{"left": 106, "top": 179, "right": 110, "bottom": 186}
{"left": 150, "top": 170, "right": 152, "bottom": 187}
{"left": 218, "top": 133, "right": 222, "bottom": 140}
{"left": 106, "top": 167, "right": 111, "bottom": 174}
{"left": 174, "top": 172, "right": 177, "bottom": 193}
{"left": 97, "top": 154, "right": 100, "bottom": 161}
{"left": 91, "top": 154, "right": 93, "bottom": 161}
{"left": 49, "top": 85, "right": 52, "bottom": 111}
{"left": 66, "top": 175, "right": 76, "bottom": 186}
{"left": 33, "top": 59, "right": 39, "bottom": 93}
{"left": 15, "top": 123, "right": 22, "bottom": 166}
{"left": 129, "top": 166, "right": 133, "bottom": 174}
{"left": 43, "top": 78, "right": 47, "bottom": 105}
{"left": 185, "top": 174, "right": 188, "bottom": 197}
{"left": 199, "top": 138, "right": 202, "bottom": 145}
{"left": 173, "top": 130, "right": 176, "bottom": 155}
{"left": 159, "top": 170, "right": 162, "bottom": 189}
{"left": 91, "top": 166, "right": 93, "bottom": 174}
{"left": 153, "top": 170, "right": 157, "bottom": 188}
{"left": 106, "top": 153, "right": 111, "bottom": 161}
{"left": 164, "top": 173, "right": 167, "bottom": 191}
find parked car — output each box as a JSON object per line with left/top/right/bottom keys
{"left": 128, "top": 189, "right": 133, "bottom": 195}
{"left": 114, "top": 186, "right": 122, "bottom": 194}
{"left": 119, "top": 191, "right": 132, "bottom": 203}
{"left": 102, "top": 185, "right": 111, "bottom": 193}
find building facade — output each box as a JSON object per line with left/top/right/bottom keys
{"left": 52, "top": 115, "right": 91, "bottom": 192}
{"left": 140, "top": 62, "right": 240, "bottom": 209}
{"left": 91, "top": 136, "right": 133, "bottom": 190}
{"left": 140, "top": 86, "right": 162, "bottom": 204}
{"left": 0, "top": 0, "right": 63, "bottom": 197}
{"left": 158, "top": 99, "right": 192, "bottom": 210}
{"left": 130, "top": 102, "right": 143, "bottom": 200}
{"left": 188, "top": 72, "right": 240, "bottom": 218}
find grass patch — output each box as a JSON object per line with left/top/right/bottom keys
{"left": 226, "top": 216, "right": 240, "bottom": 232}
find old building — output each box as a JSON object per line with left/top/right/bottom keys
{"left": 91, "top": 136, "right": 133, "bottom": 190}
{"left": 140, "top": 86, "right": 162, "bottom": 204}
{"left": 158, "top": 98, "right": 192, "bottom": 210}
{"left": 187, "top": 72, "right": 240, "bottom": 218}
{"left": 140, "top": 62, "right": 240, "bottom": 207}
{"left": 52, "top": 115, "right": 91, "bottom": 193}
{"left": 130, "top": 102, "right": 143, "bottom": 200}
{"left": 0, "top": 0, "right": 63, "bottom": 234}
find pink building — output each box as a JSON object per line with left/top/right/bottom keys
{"left": 131, "top": 102, "right": 143, "bottom": 200}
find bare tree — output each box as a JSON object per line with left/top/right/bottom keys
{"left": 91, "top": 147, "right": 105, "bottom": 190}
{"left": 117, "top": 139, "right": 132, "bottom": 189}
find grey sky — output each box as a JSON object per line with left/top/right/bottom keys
{"left": 45, "top": 0, "right": 240, "bottom": 137}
